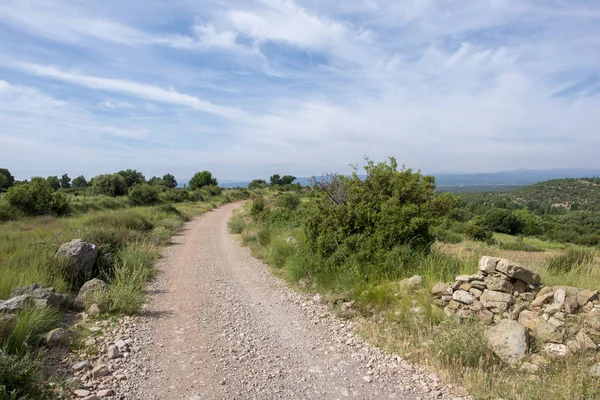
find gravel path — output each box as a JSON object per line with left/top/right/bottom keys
{"left": 120, "top": 203, "right": 465, "bottom": 400}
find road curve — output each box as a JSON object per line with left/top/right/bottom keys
{"left": 123, "top": 202, "right": 459, "bottom": 400}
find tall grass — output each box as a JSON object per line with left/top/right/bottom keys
{"left": 0, "top": 350, "right": 56, "bottom": 400}
{"left": 1, "top": 307, "right": 61, "bottom": 355}
{"left": 547, "top": 248, "right": 595, "bottom": 274}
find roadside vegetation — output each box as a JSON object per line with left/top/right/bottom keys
{"left": 0, "top": 167, "right": 250, "bottom": 398}
{"left": 229, "top": 159, "right": 600, "bottom": 400}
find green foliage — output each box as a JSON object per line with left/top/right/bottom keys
{"left": 0, "top": 169, "right": 15, "bottom": 192}
{"left": 270, "top": 174, "right": 296, "bottom": 186}
{"left": 430, "top": 319, "right": 497, "bottom": 368}
{"left": 116, "top": 169, "right": 146, "bottom": 188}
{"left": 4, "top": 179, "right": 70, "bottom": 216}
{"left": 249, "top": 197, "right": 265, "bottom": 217}
{"left": 71, "top": 175, "right": 88, "bottom": 188}
{"left": 91, "top": 174, "right": 127, "bottom": 197}
{"left": 248, "top": 179, "right": 267, "bottom": 189}
{"left": 547, "top": 248, "right": 595, "bottom": 274}
{"left": 158, "top": 189, "right": 188, "bottom": 203}
{"left": 0, "top": 351, "right": 56, "bottom": 400}
{"left": 128, "top": 184, "right": 161, "bottom": 206}
{"left": 189, "top": 171, "right": 218, "bottom": 190}
{"left": 276, "top": 192, "right": 300, "bottom": 210}
{"left": 482, "top": 208, "right": 522, "bottom": 235}
{"left": 464, "top": 222, "right": 494, "bottom": 243}
{"left": 306, "top": 158, "right": 452, "bottom": 266}
{"left": 162, "top": 173, "right": 177, "bottom": 189}
{"left": 59, "top": 174, "right": 71, "bottom": 189}
{"left": 45, "top": 176, "right": 60, "bottom": 191}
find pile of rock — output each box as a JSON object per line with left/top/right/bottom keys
{"left": 431, "top": 256, "right": 600, "bottom": 369}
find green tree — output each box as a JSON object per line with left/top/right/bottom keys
{"left": 248, "top": 179, "right": 267, "bottom": 189}
{"left": 72, "top": 175, "right": 88, "bottom": 188}
{"left": 148, "top": 176, "right": 164, "bottom": 186}
{"left": 5, "top": 178, "right": 69, "bottom": 216}
{"left": 162, "top": 173, "right": 177, "bottom": 189}
{"left": 60, "top": 174, "right": 71, "bottom": 189}
{"left": 0, "top": 168, "right": 15, "bottom": 191}
{"left": 116, "top": 169, "right": 146, "bottom": 188}
{"left": 46, "top": 176, "right": 60, "bottom": 191}
{"left": 280, "top": 175, "right": 296, "bottom": 185}
{"left": 269, "top": 174, "right": 281, "bottom": 185}
{"left": 189, "top": 171, "right": 218, "bottom": 190}
{"left": 482, "top": 208, "right": 523, "bottom": 235}
{"left": 306, "top": 158, "right": 452, "bottom": 261}
{"left": 91, "top": 174, "right": 128, "bottom": 197}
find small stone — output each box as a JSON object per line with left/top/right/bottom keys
{"left": 544, "top": 303, "right": 562, "bottom": 315}
{"left": 520, "top": 362, "right": 539, "bottom": 374}
{"left": 72, "top": 361, "right": 92, "bottom": 371}
{"left": 91, "top": 364, "right": 110, "bottom": 378}
{"left": 452, "top": 290, "right": 476, "bottom": 305}
{"left": 96, "top": 389, "right": 114, "bottom": 397}
{"left": 531, "top": 291, "right": 554, "bottom": 307}
{"left": 519, "top": 292, "right": 535, "bottom": 302}
{"left": 480, "top": 290, "right": 514, "bottom": 310}
{"left": 575, "top": 331, "right": 597, "bottom": 351}
{"left": 469, "top": 288, "right": 483, "bottom": 298}
{"left": 406, "top": 275, "right": 424, "bottom": 290}
{"left": 45, "top": 328, "right": 69, "bottom": 347}
{"left": 313, "top": 293, "right": 323, "bottom": 303}
{"left": 82, "top": 396, "right": 99, "bottom": 400}
{"left": 73, "top": 389, "right": 91, "bottom": 397}
{"left": 88, "top": 303, "right": 101, "bottom": 316}
{"left": 554, "top": 289, "right": 566, "bottom": 305}
{"left": 90, "top": 327, "right": 102, "bottom": 333}
{"left": 115, "top": 340, "right": 127, "bottom": 350}
{"left": 107, "top": 345, "right": 120, "bottom": 359}
{"left": 362, "top": 375, "right": 372, "bottom": 383}
{"left": 564, "top": 298, "right": 580, "bottom": 314}
{"left": 577, "top": 290, "right": 598, "bottom": 307}
{"left": 548, "top": 317, "right": 563, "bottom": 329}
{"left": 544, "top": 343, "right": 570, "bottom": 358}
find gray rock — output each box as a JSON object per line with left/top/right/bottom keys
{"left": 55, "top": 239, "right": 98, "bottom": 282}
{"left": 478, "top": 256, "right": 500, "bottom": 274}
{"left": 400, "top": 275, "right": 424, "bottom": 291}
{"left": 45, "top": 328, "right": 70, "bottom": 347}
{"left": 0, "top": 294, "right": 33, "bottom": 313}
{"left": 71, "top": 361, "right": 92, "bottom": 371}
{"left": 452, "top": 290, "right": 476, "bottom": 305}
{"left": 554, "top": 289, "right": 566, "bottom": 305}
{"left": 575, "top": 331, "right": 597, "bottom": 351}
{"left": 496, "top": 259, "right": 541, "bottom": 285}
{"left": 513, "top": 280, "right": 528, "bottom": 294}
{"left": 431, "top": 282, "right": 451, "bottom": 296}
{"left": 115, "top": 339, "right": 128, "bottom": 350}
{"left": 480, "top": 290, "right": 514, "bottom": 311}
{"left": 77, "top": 278, "right": 108, "bottom": 306}
{"left": 487, "top": 319, "right": 528, "bottom": 365}
{"left": 577, "top": 289, "right": 598, "bottom": 307}
{"left": 484, "top": 275, "right": 514, "bottom": 293}
{"left": 96, "top": 389, "right": 115, "bottom": 397}
{"left": 88, "top": 303, "right": 102, "bottom": 316}
{"left": 10, "top": 283, "right": 70, "bottom": 309}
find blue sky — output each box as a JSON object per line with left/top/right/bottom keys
{"left": 1, "top": 0, "right": 599, "bottom": 181}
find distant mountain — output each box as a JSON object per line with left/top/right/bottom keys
{"left": 178, "top": 168, "right": 600, "bottom": 190}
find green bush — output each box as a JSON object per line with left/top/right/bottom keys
{"left": 547, "top": 248, "right": 595, "bottom": 274}
{"left": 0, "top": 351, "right": 55, "bottom": 399}
{"left": 159, "top": 189, "right": 188, "bottom": 203}
{"left": 250, "top": 197, "right": 265, "bottom": 217}
{"left": 306, "top": 158, "right": 451, "bottom": 268}
{"left": 464, "top": 223, "right": 494, "bottom": 243}
{"left": 268, "top": 237, "right": 296, "bottom": 268}
{"left": 4, "top": 179, "right": 69, "bottom": 216}
{"left": 228, "top": 214, "right": 246, "bottom": 234}
{"left": 276, "top": 193, "right": 300, "bottom": 210}
{"left": 129, "top": 184, "right": 161, "bottom": 206}
{"left": 482, "top": 208, "right": 523, "bottom": 235}
{"left": 188, "top": 171, "right": 217, "bottom": 190}
{"left": 257, "top": 226, "right": 272, "bottom": 246}
{"left": 91, "top": 174, "right": 127, "bottom": 197}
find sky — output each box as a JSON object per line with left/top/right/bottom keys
{"left": 1, "top": 0, "right": 599, "bottom": 181}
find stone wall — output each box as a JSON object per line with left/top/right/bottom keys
{"left": 431, "top": 256, "right": 600, "bottom": 368}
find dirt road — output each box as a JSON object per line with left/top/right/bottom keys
{"left": 123, "top": 203, "right": 458, "bottom": 399}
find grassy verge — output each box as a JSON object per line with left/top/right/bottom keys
{"left": 230, "top": 197, "right": 600, "bottom": 400}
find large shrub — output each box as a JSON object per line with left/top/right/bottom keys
{"left": 4, "top": 179, "right": 70, "bottom": 216}
{"left": 116, "top": 169, "right": 146, "bottom": 188}
{"left": 91, "top": 174, "right": 127, "bottom": 197}
{"left": 0, "top": 168, "right": 15, "bottom": 191}
{"left": 306, "top": 158, "right": 452, "bottom": 265}
{"left": 129, "top": 184, "right": 161, "bottom": 206}
{"left": 276, "top": 192, "right": 300, "bottom": 210}
{"left": 189, "top": 171, "right": 217, "bottom": 190}
{"left": 482, "top": 208, "right": 523, "bottom": 235}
